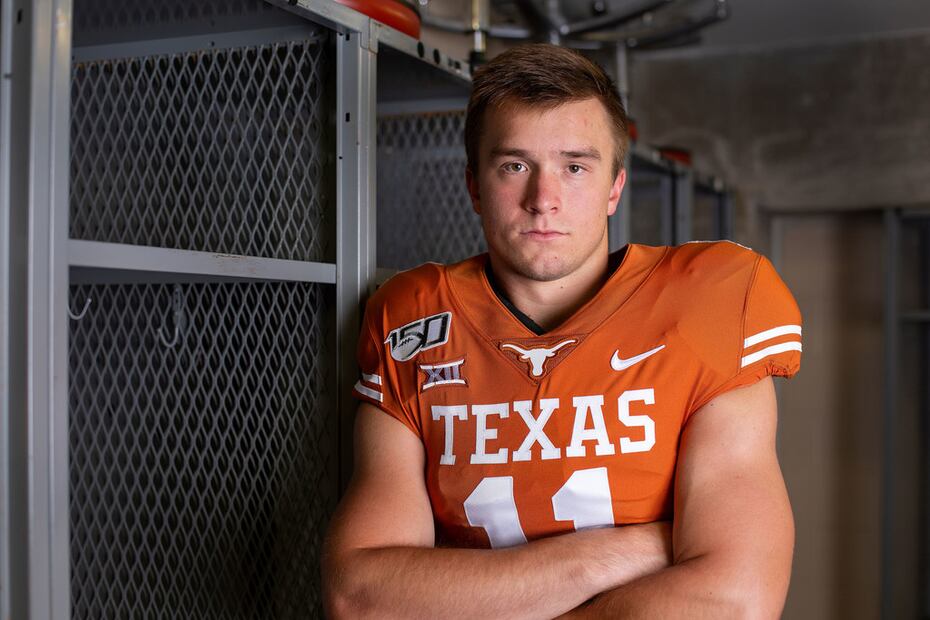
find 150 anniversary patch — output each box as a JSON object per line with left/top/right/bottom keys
{"left": 384, "top": 311, "right": 452, "bottom": 362}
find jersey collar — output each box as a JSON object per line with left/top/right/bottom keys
{"left": 445, "top": 244, "right": 668, "bottom": 342}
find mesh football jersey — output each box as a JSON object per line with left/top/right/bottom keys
{"left": 354, "top": 241, "right": 802, "bottom": 549}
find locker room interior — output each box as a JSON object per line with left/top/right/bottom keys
{"left": 2, "top": 0, "right": 929, "bottom": 617}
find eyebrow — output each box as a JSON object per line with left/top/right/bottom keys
{"left": 489, "top": 146, "right": 602, "bottom": 160}
{"left": 561, "top": 147, "right": 601, "bottom": 160}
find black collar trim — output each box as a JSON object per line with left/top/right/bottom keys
{"left": 483, "top": 246, "right": 628, "bottom": 337}
{"left": 484, "top": 263, "right": 547, "bottom": 335}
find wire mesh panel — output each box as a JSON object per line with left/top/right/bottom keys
{"left": 72, "top": 0, "right": 307, "bottom": 48}
{"left": 377, "top": 112, "right": 485, "bottom": 271}
{"left": 70, "top": 36, "right": 336, "bottom": 262}
{"left": 68, "top": 281, "right": 336, "bottom": 619}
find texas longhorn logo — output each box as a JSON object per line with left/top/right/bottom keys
{"left": 500, "top": 338, "right": 578, "bottom": 378}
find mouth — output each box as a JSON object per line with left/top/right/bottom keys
{"left": 522, "top": 230, "right": 567, "bottom": 241}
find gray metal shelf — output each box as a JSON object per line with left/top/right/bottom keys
{"left": 630, "top": 142, "right": 688, "bottom": 175}
{"left": 617, "top": 142, "right": 731, "bottom": 247}
{"left": 69, "top": 240, "right": 337, "bottom": 284}
{"left": 6, "top": 1, "right": 355, "bottom": 618}
{"left": 267, "top": 0, "right": 470, "bottom": 77}
{"left": 901, "top": 311, "right": 930, "bottom": 322}
{"left": 69, "top": 26, "right": 337, "bottom": 264}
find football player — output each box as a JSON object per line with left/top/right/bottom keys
{"left": 324, "top": 43, "right": 800, "bottom": 618}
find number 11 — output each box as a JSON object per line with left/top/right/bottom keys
{"left": 463, "top": 467, "right": 614, "bottom": 549}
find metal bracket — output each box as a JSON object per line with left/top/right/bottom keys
{"left": 365, "top": 19, "right": 380, "bottom": 54}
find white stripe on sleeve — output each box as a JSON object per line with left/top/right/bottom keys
{"left": 361, "top": 372, "right": 382, "bottom": 386}
{"left": 744, "top": 324, "right": 802, "bottom": 348}
{"left": 354, "top": 380, "right": 383, "bottom": 402}
{"left": 740, "top": 342, "right": 803, "bottom": 368}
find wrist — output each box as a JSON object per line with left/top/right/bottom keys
{"left": 592, "top": 522, "right": 673, "bottom": 589}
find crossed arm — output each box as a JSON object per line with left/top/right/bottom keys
{"left": 560, "top": 376, "right": 794, "bottom": 618}
{"left": 322, "top": 377, "right": 793, "bottom": 619}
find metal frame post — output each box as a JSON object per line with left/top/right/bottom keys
{"left": 659, "top": 174, "right": 674, "bottom": 246}
{"left": 0, "top": 1, "right": 15, "bottom": 617}
{"left": 614, "top": 43, "right": 630, "bottom": 113}
{"left": 916, "top": 217, "right": 930, "bottom": 618}
{"left": 3, "top": 0, "right": 72, "bottom": 618}
{"left": 883, "top": 207, "right": 900, "bottom": 620}
{"left": 336, "top": 27, "right": 377, "bottom": 491}
{"left": 718, "top": 192, "right": 734, "bottom": 240}
{"left": 673, "top": 169, "right": 693, "bottom": 244}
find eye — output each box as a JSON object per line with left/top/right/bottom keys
{"left": 502, "top": 162, "right": 527, "bottom": 173}
{"left": 567, "top": 164, "right": 585, "bottom": 175}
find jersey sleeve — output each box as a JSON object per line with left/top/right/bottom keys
{"left": 354, "top": 301, "right": 422, "bottom": 438}
{"left": 693, "top": 254, "right": 802, "bottom": 414}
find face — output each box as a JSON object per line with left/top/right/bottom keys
{"left": 466, "top": 98, "right": 625, "bottom": 283}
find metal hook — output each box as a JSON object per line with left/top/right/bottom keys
{"left": 68, "top": 297, "right": 92, "bottom": 320}
{"left": 158, "top": 285, "right": 186, "bottom": 348}
{"left": 159, "top": 323, "right": 180, "bottom": 348}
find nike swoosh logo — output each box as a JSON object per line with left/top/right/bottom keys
{"left": 610, "top": 345, "right": 666, "bottom": 371}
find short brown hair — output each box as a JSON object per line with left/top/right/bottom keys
{"left": 465, "top": 43, "right": 630, "bottom": 176}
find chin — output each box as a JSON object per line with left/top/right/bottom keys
{"left": 511, "top": 254, "right": 577, "bottom": 282}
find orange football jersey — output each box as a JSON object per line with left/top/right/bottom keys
{"left": 354, "top": 241, "right": 802, "bottom": 549}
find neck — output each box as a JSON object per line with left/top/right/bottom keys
{"left": 489, "top": 242, "right": 611, "bottom": 332}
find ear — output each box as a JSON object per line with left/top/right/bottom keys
{"left": 466, "top": 167, "right": 481, "bottom": 214}
{"left": 606, "top": 168, "right": 626, "bottom": 217}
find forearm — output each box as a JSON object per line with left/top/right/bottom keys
{"left": 324, "top": 524, "right": 670, "bottom": 620}
{"left": 566, "top": 553, "right": 788, "bottom": 620}
{"left": 567, "top": 505, "right": 793, "bottom": 619}
{"left": 562, "top": 378, "right": 795, "bottom": 620}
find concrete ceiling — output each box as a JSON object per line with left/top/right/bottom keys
{"left": 698, "top": 0, "right": 930, "bottom": 50}
{"left": 422, "top": 0, "right": 930, "bottom": 51}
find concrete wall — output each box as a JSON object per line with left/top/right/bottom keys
{"left": 774, "top": 212, "right": 886, "bottom": 619}
{"left": 629, "top": 32, "right": 930, "bottom": 216}
{"left": 772, "top": 210, "right": 925, "bottom": 619}
{"left": 630, "top": 32, "right": 930, "bottom": 618}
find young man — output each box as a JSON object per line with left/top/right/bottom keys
{"left": 324, "top": 44, "right": 801, "bottom": 618}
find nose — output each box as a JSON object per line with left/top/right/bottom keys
{"left": 522, "top": 168, "right": 560, "bottom": 214}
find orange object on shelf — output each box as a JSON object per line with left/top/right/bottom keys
{"left": 334, "top": 0, "right": 421, "bottom": 39}
{"left": 657, "top": 146, "right": 692, "bottom": 166}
